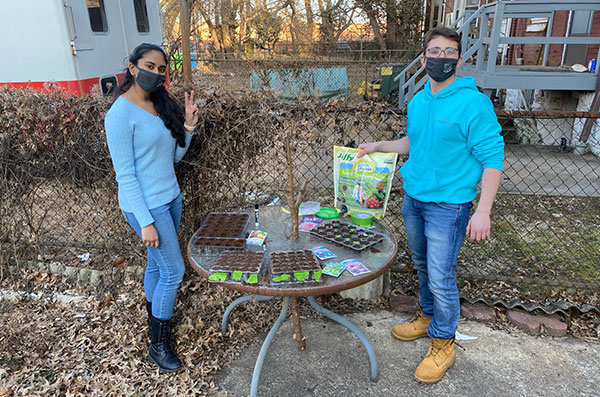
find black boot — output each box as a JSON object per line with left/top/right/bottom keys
{"left": 148, "top": 316, "right": 182, "bottom": 372}
{"left": 145, "top": 301, "right": 152, "bottom": 339}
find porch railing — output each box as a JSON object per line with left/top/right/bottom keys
{"left": 395, "top": 0, "right": 600, "bottom": 106}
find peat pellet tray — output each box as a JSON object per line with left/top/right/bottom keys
{"left": 269, "top": 250, "right": 322, "bottom": 285}
{"left": 193, "top": 237, "right": 246, "bottom": 255}
{"left": 197, "top": 212, "right": 249, "bottom": 238}
{"left": 310, "top": 220, "right": 385, "bottom": 251}
{"left": 193, "top": 212, "right": 249, "bottom": 255}
{"left": 208, "top": 251, "right": 264, "bottom": 284}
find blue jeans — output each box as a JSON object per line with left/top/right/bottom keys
{"left": 123, "top": 194, "right": 184, "bottom": 320}
{"left": 402, "top": 194, "right": 472, "bottom": 339}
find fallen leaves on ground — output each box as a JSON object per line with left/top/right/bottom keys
{"left": 0, "top": 268, "right": 385, "bottom": 395}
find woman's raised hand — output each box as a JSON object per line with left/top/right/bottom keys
{"left": 184, "top": 90, "right": 199, "bottom": 128}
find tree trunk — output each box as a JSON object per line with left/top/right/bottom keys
{"left": 238, "top": 0, "right": 247, "bottom": 53}
{"left": 304, "top": 0, "right": 314, "bottom": 44}
{"left": 385, "top": 0, "right": 401, "bottom": 50}
{"left": 194, "top": 1, "right": 223, "bottom": 51}
{"left": 284, "top": 121, "right": 308, "bottom": 240}
{"left": 360, "top": 1, "right": 386, "bottom": 50}
{"left": 317, "top": 0, "right": 334, "bottom": 49}
{"left": 285, "top": 132, "right": 299, "bottom": 240}
{"left": 291, "top": 297, "right": 306, "bottom": 351}
{"left": 289, "top": 1, "right": 298, "bottom": 53}
{"left": 398, "top": 0, "right": 425, "bottom": 48}
{"left": 220, "top": 0, "right": 234, "bottom": 54}
{"left": 179, "top": 0, "right": 192, "bottom": 84}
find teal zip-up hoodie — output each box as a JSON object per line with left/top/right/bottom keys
{"left": 400, "top": 76, "right": 504, "bottom": 203}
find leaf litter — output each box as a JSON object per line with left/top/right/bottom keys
{"left": 0, "top": 266, "right": 386, "bottom": 396}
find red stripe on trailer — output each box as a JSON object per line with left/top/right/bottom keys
{"left": 0, "top": 73, "right": 126, "bottom": 97}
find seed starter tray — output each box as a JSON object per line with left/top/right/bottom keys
{"left": 269, "top": 250, "right": 322, "bottom": 284}
{"left": 193, "top": 212, "right": 249, "bottom": 255}
{"left": 310, "top": 220, "right": 385, "bottom": 251}
{"left": 197, "top": 212, "right": 249, "bottom": 238}
{"left": 193, "top": 237, "right": 246, "bottom": 255}
{"left": 208, "top": 251, "right": 264, "bottom": 284}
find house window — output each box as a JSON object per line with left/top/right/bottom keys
{"left": 133, "top": 0, "right": 150, "bottom": 33}
{"left": 87, "top": 0, "right": 108, "bottom": 33}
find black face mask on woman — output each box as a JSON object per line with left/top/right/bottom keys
{"left": 425, "top": 57, "right": 458, "bottom": 83}
{"left": 134, "top": 65, "right": 166, "bottom": 92}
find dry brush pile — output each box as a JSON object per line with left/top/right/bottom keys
{"left": 0, "top": 85, "right": 402, "bottom": 271}
{"left": 0, "top": 86, "right": 400, "bottom": 394}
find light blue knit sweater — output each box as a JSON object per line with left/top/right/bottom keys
{"left": 105, "top": 96, "right": 192, "bottom": 227}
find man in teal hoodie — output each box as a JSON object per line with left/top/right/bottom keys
{"left": 358, "top": 27, "right": 504, "bottom": 383}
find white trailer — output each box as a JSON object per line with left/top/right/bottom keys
{"left": 0, "top": 0, "right": 163, "bottom": 96}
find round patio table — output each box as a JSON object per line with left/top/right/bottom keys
{"left": 187, "top": 205, "right": 398, "bottom": 397}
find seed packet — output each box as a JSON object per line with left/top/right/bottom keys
{"left": 333, "top": 146, "right": 398, "bottom": 219}
{"left": 342, "top": 259, "right": 371, "bottom": 276}
{"left": 299, "top": 221, "right": 319, "bottom": 232}
{"left": 310, "top": 246, "right": 337, "bottom": 260}
{"left": 247, "top": 230, "right": 267, "bottom": 246}
{"left": 322, "top": 261, "right": 345, "bottom": 277}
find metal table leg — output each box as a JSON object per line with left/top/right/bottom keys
{"left": 251, "top": 297, "right": 290, "bottom": 397}
{"left": 307, "top": 295, "right": 378, "bottom": 382}
{"left": 222, "top": 295, "right": 274, "bottom": 333}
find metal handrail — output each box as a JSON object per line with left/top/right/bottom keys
{"left": 395, "top": 3, "right": 485, "bottom": 106}
{"left": 394, "top": 0, "right": 600, "bottom": 106}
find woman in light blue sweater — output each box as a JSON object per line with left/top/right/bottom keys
{"left": 105, "top": 43, "right": 197, "bottom": 372}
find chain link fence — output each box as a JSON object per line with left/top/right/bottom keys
{"left": 1, "top": 86, "right": 599, "bottom": 306}
{"left": 169, "top": 50, "right": 422, "bottom": 104}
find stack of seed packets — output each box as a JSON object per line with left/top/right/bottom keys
{"left": 341, "top": 259, "right": 371, "bottom": 276}
{"left": 322, "top": 261, "right": 345, "bottom": 277}
{"left": 310, "top": 246, "right": 336, "bottom": 260}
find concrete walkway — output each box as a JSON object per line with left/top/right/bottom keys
{"left": 501, "top": 145, "right": 600, "bottom": 197}
{"left": 215, "top": 310, "right": 599, "bottom": 397}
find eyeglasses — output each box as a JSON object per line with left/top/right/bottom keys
{"left": 425, "top": 47, "right": 459, "bottom": 57}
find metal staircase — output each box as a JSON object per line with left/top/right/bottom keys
{"left": 395, "top": 0, "right": 600, "bottom": 106}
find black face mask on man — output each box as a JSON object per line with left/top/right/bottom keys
{"left": 424, "top": 57, "right": 458, "bottom": 83}
{"left": 134, "top": 65, "right": 166, "bottom": 93}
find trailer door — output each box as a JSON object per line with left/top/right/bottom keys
{"left": 64, "top": 0, "right": 129, "bottom": 94}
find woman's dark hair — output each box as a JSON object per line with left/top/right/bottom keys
{"left": 423, "top": 27, "right": 461, "bottom": 55}
{"left": 114, "top": 43, "right": 186, "bottom": 147}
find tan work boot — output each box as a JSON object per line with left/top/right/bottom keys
{"left": 414, "top": 337, "right": 455, "bottom": 384}
{"left": 391, "top": 309, "right": 432, "bottom": 341}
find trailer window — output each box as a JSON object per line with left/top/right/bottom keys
{"left": 87, "top": 0, "right": 108, "bottom": 32}
{"left": 134, "top": 0, "right": 150, "bottom": 33}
